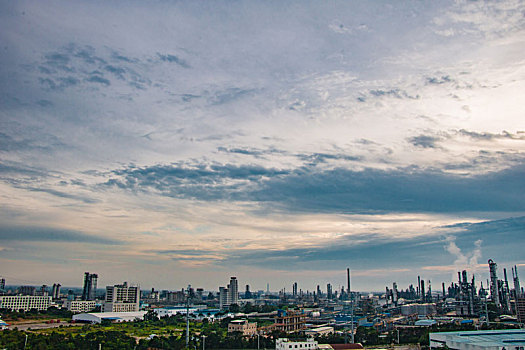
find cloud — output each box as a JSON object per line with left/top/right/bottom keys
{"left": 407, "top": 134, "right": 442, "bottom": 149}
{"left": 157, "top": 53, "right": 191, "bottom": 68}
{"left": 100, "top": 161, "right": 525, "bottom": 214}
{"left": 426, "top": 75, "right": 454, "bottom": 85}
{"left": 0, "top": 162, "right": 51, "bottom": 178}
{"left": 85, "top": 75, "right": 110, "bottom": 86}
{"left": 368, "top": 88, "right": 419, "bottom": 100}
{"left": 104, "top": 162, "right": 290, "bottom": 200}
{"left": 457, "top": 129, "right": 525, "bottom": 141}
{"left": 154, "top": 216, "right": 523, "bottom": 273}
{"left": 26, "top": 187, "right": 99, "bottom": 204}
{"left": 254, "top": 164, "right": 525, "bottom": 214}
{"left": 0, "top": 225, "right": 120, "bottom": 245}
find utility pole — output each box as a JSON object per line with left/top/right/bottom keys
{"left": 186, "top": 285, "right": 190, "bottom": 349}
{"left": 350, "top": 269, "right": 354, "bottom": 344}
{"left": 202, "top": 334, "right": 206, "bottom": 350}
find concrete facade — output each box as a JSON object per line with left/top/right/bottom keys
{"left": 276, "top": 338, "right": 318, "bottom": 350}
{"left": 228, "top": 319, "right": 257, "bottom": 336}
{"left": 65, "top": 300, "right": 97, "bottom": 313}
{"left": 0, "top": 296, "right": 52, "bottom": 311}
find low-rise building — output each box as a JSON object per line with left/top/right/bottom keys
{"left": 430, "top": 329, "right": 525, "bottom": 350}
{"left": 72, "top": 311, "right": 147, "bottom": 324}
{"left": 276, "top": 338, "right": 318, "bottom": 350}
{"left": 64, "top": 300, "right": 97, "bottom": 313}
{"left": 274, "top": 310, "right": 307, "bottom": 333}
{"left": 0, "top": 296, "right": 52, "bottom": 311}
{"left": 400, "top": 303, "right": 436, "bottom": 316}
{"left": 228, "top": 319, "right": 257, "bottom": 336}
{"left": 517, "top": 297, "right": 525, "bottom": 323}
{"left": 304, "top": 326, "right": 334, "bottom": 337}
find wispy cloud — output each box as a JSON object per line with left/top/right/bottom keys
{"left": 0, "top": 225, "right": 121, "bottom": 245}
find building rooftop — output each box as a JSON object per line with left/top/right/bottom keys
{"left": 430, "top": 329, "right": 525, "bottom": 347}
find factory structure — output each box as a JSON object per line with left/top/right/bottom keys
{"left": 385, "top": 259, "right": 524, "bottom": 320}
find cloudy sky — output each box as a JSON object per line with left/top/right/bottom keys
{"left": 1, "top": 0, "right": 524, "bottom": 293}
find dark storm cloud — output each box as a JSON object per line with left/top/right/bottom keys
{"left": 102, "top": 161, "right": 525, "bottom": 214}
{"left": 0, "top": 225, "right": 120, "bottom": 245}
{"left": 254, "top": 165, "right": 525, "bottom": 214}
{"left": 407, "top": 134, "right": 442, "bottom": 148}
{"left": 104, "top": 163, "right": 290, "bottom": 200}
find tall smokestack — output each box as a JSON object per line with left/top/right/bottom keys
{"left": 347, "top": 268, "right": 350, "bottom": 296}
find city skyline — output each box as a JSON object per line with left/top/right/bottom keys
{"left": 1, "top": 1, "right": 524, "bottom": 291}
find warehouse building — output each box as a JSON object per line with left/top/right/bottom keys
{"left": 430, "top": 329, "right": 525, "bottom": 350}
{"left": 72, "top": 311, "right": 147, "bottom": 324}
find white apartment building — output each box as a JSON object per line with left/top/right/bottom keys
{"left": 103, "top": 282, "right": 140, "bottom": 312}
{"left": 276, "top": 338, "right": 318, "bottom": 350}
{"left": 64, "top": 300, "right": 97, "bottom": 313}
{"left": 0, "top": 296, "right": 52, "bottom": 311}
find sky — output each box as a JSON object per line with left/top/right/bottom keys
{"left": 0, "top": 0, "right": 524, "bottom": 293}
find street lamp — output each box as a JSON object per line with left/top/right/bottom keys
{"left": 202, "top": 334, "right": 206, "bottom": 350}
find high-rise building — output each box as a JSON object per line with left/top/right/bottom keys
{"left": 51, "top": 283, "right": 61, "bottom": 300}
{"left": 293, "top": 282, "right": 298, "bottom": 297}
{"left": 103, "top": 282, "right": 140, "bottom": 312}
{"left": 20, "top": 286, "right": 36, "bottom": 296}
{"left": 219, "top": 286, "right": 228, "bottom": 309}
{"left": 36, "top": 285, "right": 48, "bottom": 297}
{"left": 219, "top": 277, "right": 239, "bottom": 310}
{"left": 82, "top": 272, "right": 98, "bottom": 301}
{"left": 327, "top": 283, "right": 333, "bottom": 300}
{"left": 228, "top": 277, "right": 238, "bottom": 305}
{"left": 0, "top": 278, "right": 5, "bottom": 290}
{"left": 245, "top": 285, "right": 252, "bottom": 299}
